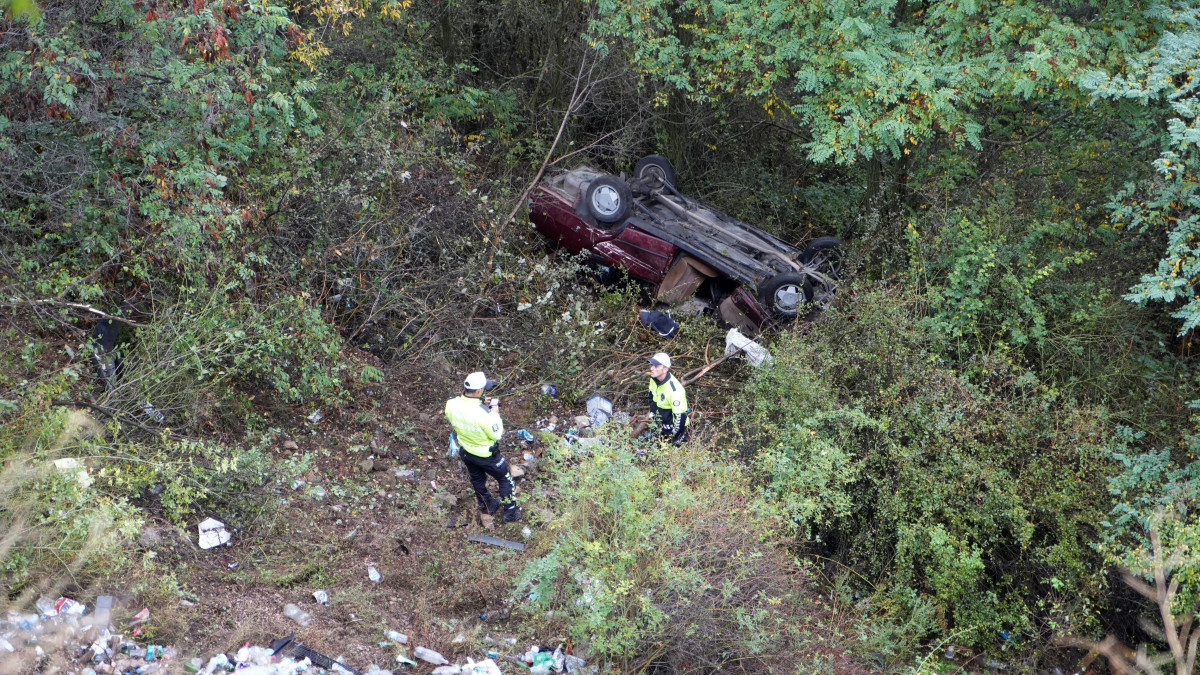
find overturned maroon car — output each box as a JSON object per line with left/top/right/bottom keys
{"left": 528, "top": 156, "right": 844, "bottom": 332}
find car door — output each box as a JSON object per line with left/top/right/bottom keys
{"left": 593, "top": 226, "right": 676, "bottom": 285}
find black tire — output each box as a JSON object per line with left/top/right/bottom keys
{"left": 633, "top": 155, "right": 677, "bottom": 189}
{"left": 758, "top": 273, "right": 814, "bottom": 318}
{"left": 584, "top": 176, "right": 633, "bottom": 224}
{"left": 801, "top": 236, "right": 845, "bottom": 279}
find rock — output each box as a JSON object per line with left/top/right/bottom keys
{"left": 510, "top": 465, "right": 525, "bottom": 479}
{"left": 138, "top": 526, "right": 163, "bottom": 549}
{"left": 282, "top": 440, "right": 299, "bottom": 450}
{"left": 419, "top": 413, "right": 431, "bottom": 422}
{"left": 480, "top": 514, "right": 494, "bottom": 531}
{"left": 435, "top": 493, "right": 458, "bottom": 508}
{"left": 356, "top": 458, "right": 375, "bottom": 473}
{"left": 574, "top": 415, "right": 591, "bottom": 429}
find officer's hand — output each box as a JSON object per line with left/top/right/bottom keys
{"left": 487, "top": 397, "right": 500, "bottom": 409}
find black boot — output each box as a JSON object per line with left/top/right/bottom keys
{"left": 477, "top": 494, "right": 500, "bottom": 515}
{"left": 501, "top": 502, "right": 523, "bottom": 523}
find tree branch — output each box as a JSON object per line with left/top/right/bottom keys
{"left": 2, "top": 298, "right": 145, "bottom": 327}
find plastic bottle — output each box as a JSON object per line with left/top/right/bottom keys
{"left": 384, "top": 630, "right": 408, "bottom": 645}
{"left": 413, "top": 647, "right": 449, "bottom": 665}
{"left": 367, "top": 564, "right": 381, "bottom": 583}
{"left": 283, "top": 603, "right": 311, "bottom": 627}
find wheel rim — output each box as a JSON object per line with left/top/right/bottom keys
{"left": 590, "top": 185, "right": 623, "bottom": 218}
{"left": 640, "top": 165, "right": 668, "bottom": 184}
{"left": 773, "top": 284, "right": 803, "bottom": 314}
{"left": 810, "top": 249, "right": 844, "bottom": 278}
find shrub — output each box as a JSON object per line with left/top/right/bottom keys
{"left": 737, "top": 284, "right": 1118, "bottom": 651}
{"left": 517, "top": 436, "right": 805, "bottom": 673}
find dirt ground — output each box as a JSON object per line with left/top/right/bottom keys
{"left": 11, "top": 340, "right": 870, "bottom": 674}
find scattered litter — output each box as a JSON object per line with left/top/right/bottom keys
{"left": 612, "top": 411, "right": 632, "bottom": 425}
{"left": 130, "top": 607, "right": 151, "bottom": 626}
{"left": 447, "top": 433, "right": 461, "bottom": 457}
{"left": 367, "top": 563, "right": 381, "bottom": 583}
{"left": 51, "top": 457, "right": 93, "bottom": 487}
{"left": 311, "top": 485, "right": 327, "bottom": 499}
{"left": 414, "top": 646, "right": 450, "bottom": 665}
{"left": 307, "top": 409, "right": 324, "bottom": 423}
{"left": 431, "top": 666, "right": 460, "bottom": 675}
{"left": 93, "top": 595, "right": 113, "bottom": 630}
{"left": 586, "top": 395, "right": 613, "bottom": 428}
{"left": 313, "top": 589, "right": 330, "bottom": 605}
{"left": 271, "top": 633, "right": 362, "bottom": 674}
{"left": 396, "top": 654, "right": 418, "bottom": 666}
{"left": 517, "top": 429, "right": 535, "bottom": 443}
{"left": 466, "top": 534, "right": 526, "bottom": 551}
{"left": 283, "top": 603, "right": 312, "bottom": 627}
{"left": 639, "top": 309, "right": 679, "bottom": 338}
{"left": 385, "top": 630, "right": 409, "bottom": 645}
{"left": 521, "top": 526, "right": 532, "bottom": 539}
{"left": 292, "top": 479, "right": 307, "bottom": 491}
{"left": 142, "top": 401, "right": 166, "bottom": 423}
{"left": 197, "top": 517, "right": 232, "bottom": 549}
{"left": 540, "top": 384, "right": 558, "bottom": 397}
{"left": 725, "top": 328, "right": 773, "bottom": 366}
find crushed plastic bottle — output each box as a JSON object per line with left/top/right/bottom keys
{"left": 414, "top": 646, "right": 449, "bottom": 665}
{"left": 283, "top": 603, "right": 312, "bottom": 627}
{"left": 313, "top": 590, "right": 329, "bottom": 605}
{"left": 384, "top": 630, "right": 409, "bottom": 645}
{"left": 367, "top": 564, "right": 381, "bottom": 583}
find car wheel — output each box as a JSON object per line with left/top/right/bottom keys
{"left": 584, "top": 176, "right": 633, "bottom": 224}
{"left": 758, "top": 273, "right": 814, "bottom": 318}
{"left": 633, "top": 155, "right": 677, "bottom": 189}
{"left": 801, "top": 236, "right": 845, "bottom": 279}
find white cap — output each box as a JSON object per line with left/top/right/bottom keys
{"left": 464, "top": 371, "right": 494, "bottom": 390}
{"left": 648, "top": 352, "right": 671, "bottom": 368}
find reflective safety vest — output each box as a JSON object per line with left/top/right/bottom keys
{"left": 444, "top": 395, "right": 504, "bottom": 457}
{"left": 648, "top": 373, "right": 688, "bottom": 420}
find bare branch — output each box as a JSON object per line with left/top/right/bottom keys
{"left": 2, "top": 298, "right": 145, "bottom": 327}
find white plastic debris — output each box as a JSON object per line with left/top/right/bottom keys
{"left": 197, "top": 517, "right": 232, "bottom": 549}
{"left": 465, "top": 659, "right": 502, "bottom": 675}
{"left": 414, "top": 646, "right": 449, "bottom": 665}
{"left": 51, "top": 457, "right": 93, "bottom": 487}
{"left": 586, "top": 395, "right": 613, "bottom": 428}
{"left": 307, "top": 409, "right": 324, "bottom": 423}
{"left": 725, "top": 328, "right": 773, "bottom": 367}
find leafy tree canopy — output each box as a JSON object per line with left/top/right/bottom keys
{"left": 589, "top": 0, "right": 1156, "bottom": 163}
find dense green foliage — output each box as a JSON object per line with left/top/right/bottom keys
{"left": 519, "top": 437, "right": 805, "bottom": 673}
{"left": 3, "top": 0, "right": 1200, "bottom": 667}
{"left": 740, "top": 288, "right": 1119, "bottom": 646}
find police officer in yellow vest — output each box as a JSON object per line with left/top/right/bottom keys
{"left": 445, "top": 371, "right": 522, "bottom": 523}
{"left": 647, "top": 352, "right": 689, "bottom": 445}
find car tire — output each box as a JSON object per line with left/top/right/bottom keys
{"left": 584, "top": 176, "right": 633, "bottom": 224}
{"left": 801, "top": 236, "right": 845, "bottom": 279}
{"left": 758, "top": 273, "right": 814, "bottom": 318}
{"left": 634, "top": 155, "right": 677, "bottom": 189}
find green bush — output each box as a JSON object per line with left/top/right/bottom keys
{"left": 517, "top": 436, "right": 806, "bottom": 673}
{"left": 737, "top": 285, "right": 1118, "bottom": 651}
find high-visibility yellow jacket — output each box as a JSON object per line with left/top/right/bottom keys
{"left": 445, "top": 395, "right": 503, "bottom": 457}
{"left": 648, "top": 373, "right": 689, "bottom": 421}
